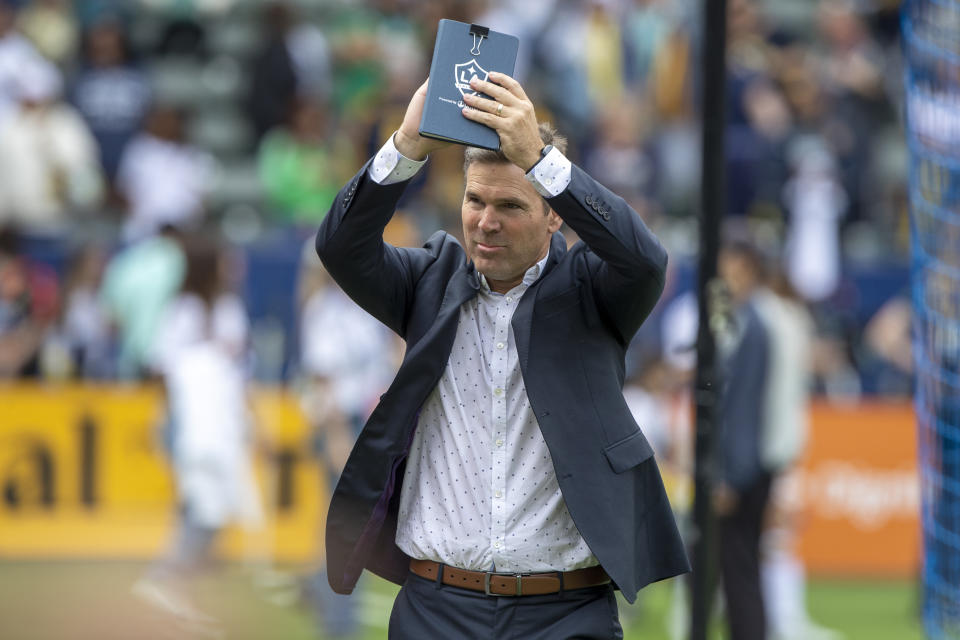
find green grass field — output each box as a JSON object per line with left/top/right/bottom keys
{"left": 0, "top": 561, "right": 925, "bottom": 639}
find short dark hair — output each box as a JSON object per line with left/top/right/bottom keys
{"left": 721, "top": 239, "right": 767, "bottom": 280}
{"left": 463, "top": 122, "right": 567, "bottom": 213}
{"left": 0, "top": 224, "right": 20, "bottom": 258}
{"left": 462, "top": 121, "right": 567, "bottom": 174}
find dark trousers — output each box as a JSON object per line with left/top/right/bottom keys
{"left": 388, "top": 572, "right": 623, "bottom": 640}
{"left": 719, "top": 472, "right": 773, "bottom": 640}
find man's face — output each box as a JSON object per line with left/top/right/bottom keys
{"left": 718, "top": 250, "right": 757, "bottom": 304}
{"left": 461, "top": 162, "right": 561, "bottom": 294}
{"left": 0, "top": 256, "right": 25, "bottom": 302}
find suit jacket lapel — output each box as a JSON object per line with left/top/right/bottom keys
{"left": 513, "top": 232, "right": 567, "bottom": 370}
{"left": 398, "top": 258, "right": 481, "bottom": 373}
{"left": 438, "top": 260, "right": 480, "bottom": 318}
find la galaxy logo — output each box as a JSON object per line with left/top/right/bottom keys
{"left": 454, "top": 59, "right": 489, "bottom": 105}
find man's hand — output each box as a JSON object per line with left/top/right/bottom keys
{"left": 713, "top": 483, "right": 740, "bottom": 516}
{"left": 394, "top": 79, "right": 452, "bottom": 161}
{"left": 461, "top": 72, "right": 543, "bottom": 171}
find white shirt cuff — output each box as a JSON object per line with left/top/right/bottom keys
{"left": 368, "top": 133, "right": 428, "bottom": 185}
{"left": 526, "top": 146, "right": 572, "bottom": 198}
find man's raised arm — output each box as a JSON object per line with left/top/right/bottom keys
{"left": 315, "top": 81, "right": 451, "bottom": 335}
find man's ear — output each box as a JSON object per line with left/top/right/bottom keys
{"left": 546, "top": 209, "right": 562, "bottom": 234}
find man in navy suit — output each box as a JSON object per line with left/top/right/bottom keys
{"left": 316, "top": 73, "right": 689, "bottom": 639}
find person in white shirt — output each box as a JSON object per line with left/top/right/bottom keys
{"left": 133, "top": 233, "right": 261, "bottom": 633}
{"left": 0, "top": 58, "right": 104, "bottom": 233}
{"left": 297, "top": 243, "right": 397, "bottom": 637}
{"left": 115, "top": 105, "right": 214, "bottom": 242}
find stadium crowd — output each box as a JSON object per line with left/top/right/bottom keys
{"left": 0, "top": 0, "right": 910, "bottom": 398}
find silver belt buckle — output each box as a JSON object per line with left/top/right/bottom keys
{"left": 484, "top": 572, "right": 523, "bottom": 596}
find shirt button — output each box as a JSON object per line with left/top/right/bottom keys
{"left": 495, "top": 438, "right": 503, "bottom": 447}
{"left": 494, "top": 388, "right": 503, "bottom": 396}
{"left": 495, "top": 490, "right": 502, "bottom": 498}
{"left": 496, "top": 342, "right": 505, "bottom": 350}
{"left": 505, "top": 296, "right": 513, "bottom": 303}
{"left": 545, "top": 177, "right": 553, "bottom": 185}
{"left": 494, "top": 541, "right": 501, "bottom": 549}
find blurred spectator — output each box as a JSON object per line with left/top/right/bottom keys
{"left": 817, "top": 1, "right": 886, "bottom": 116}
{"left": 815, "top": 0, "right": 887, "bottom": 223}
{"left": 535, "top": 0, "right": 631, "bottom": 123}
{"left": 642, "top": 18, "right": 694, "bottom": 122}
{"left": 328, "top": 0, "right": 436, "bottom": 134}
{"left": 0, "top": 0, "right": 45, "bottom": 119}
{"left": 115, "top": 104, "right": 214, "bottom": 242}
{"left": 157, "top": 16, "right": 206, "bottom": 58}
{"left": 810, "top": 326, "right": 862, "bottom": 401}
{"left": 625, "top": 358, "right": 665, "bottom": 445}
{"left": 57, "top": 242, "right": 113, "bottom": 378}
{"left": 661, "top": 289, "right": 698, "bottom": 375}
{"left": 471, "top": 0, "right": 556, "bottom": 82}
{"left": 860, "top": 294, "right": 913, "bottom": 396}
{"left": 755, "top": 269, "right": 842, "bottom": 640}
{"left": 583, "top": 0, "right": 627, "bottom": 105}
{"left": 134, "top": 232, "right": 261, "bottom": 632}
{"left": 99, "top": 224, "right": 185, "bottom": 379}
{"left": 257, "top": 97, "right": 356, "bottom": 227}
{"left": 326, "top": 2, "right": 397, "bottom": 130}
{"left": 16, "top": 0, "right": 77, "bottom": 67}
{"left": 623, "top": 0, "right": 676, "bottom": 93}
{"left": 247, "top": 2, "right": 332, "bottom": 141}
{"left": 146, "top": 0, "right": 224, "bottom": 61}
{"left": 754, "top": 271, "right": 811, "bottom": 476}
{"left": 783, "top": 135, "right": 847, "bottom": 303}
{"left": 715, "top": 240, "right": 773, "bottom": 640}
{"left": 0, "top": 58, "right": 104, "bottom": 234}
{"left": 297, "top": 243, "right": 397, "bottom": 468}
{"left": 624, "top": 350, "right": 694, "bottom": 640}
{"left": 70, "top": 16, "right": 151, "bottom": 184}
{"left": 0, "top": 225, "right": 59, "bottom": 378}
{"left": 582, "top": 98, "right": 658, "bottom": 212}
{"left": 296, "top": 240, "right": 397, "bottom": 638}
{"left": 533, "top": 1, "right": 604, "bottom": 148}
{"left": 725, "top": 0, "right": 793, "bottom": 219}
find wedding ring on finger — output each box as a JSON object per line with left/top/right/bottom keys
{"left": 496, "top": 103, "right": 504, "bottom": 116}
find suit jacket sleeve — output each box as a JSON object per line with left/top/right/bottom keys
{"left": 544, "top": 164, "right": 668, "bottom": 344}
{"left": 314, "top": 159, "right": 444, "bottom": 338}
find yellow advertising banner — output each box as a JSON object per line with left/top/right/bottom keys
{"left": 0, "top": 386, "right": 924, "bottom": 577}
{"left": 0, "top": 384, "right": 324, "bottom": 563}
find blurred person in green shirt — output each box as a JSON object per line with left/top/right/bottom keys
{"left": 258, "top": 96, "right": 356, "bottom": 226}
{"left": 99, "top": 224, "right": 185, "bottom": 379}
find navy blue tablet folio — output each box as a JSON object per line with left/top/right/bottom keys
{"left": 419, "top": 20, "right": 520, "bottom": 150}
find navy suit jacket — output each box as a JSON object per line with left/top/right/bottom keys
{"left": 315, "top": 158, "right": 690, "bottom": 603}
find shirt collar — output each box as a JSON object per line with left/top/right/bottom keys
{"left": 477, "top": 251, "right": 550, "bottom": 294}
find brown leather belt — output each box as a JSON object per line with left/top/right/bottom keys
{"left": 409, "top": 559, "right": 610, "bottom": 597}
